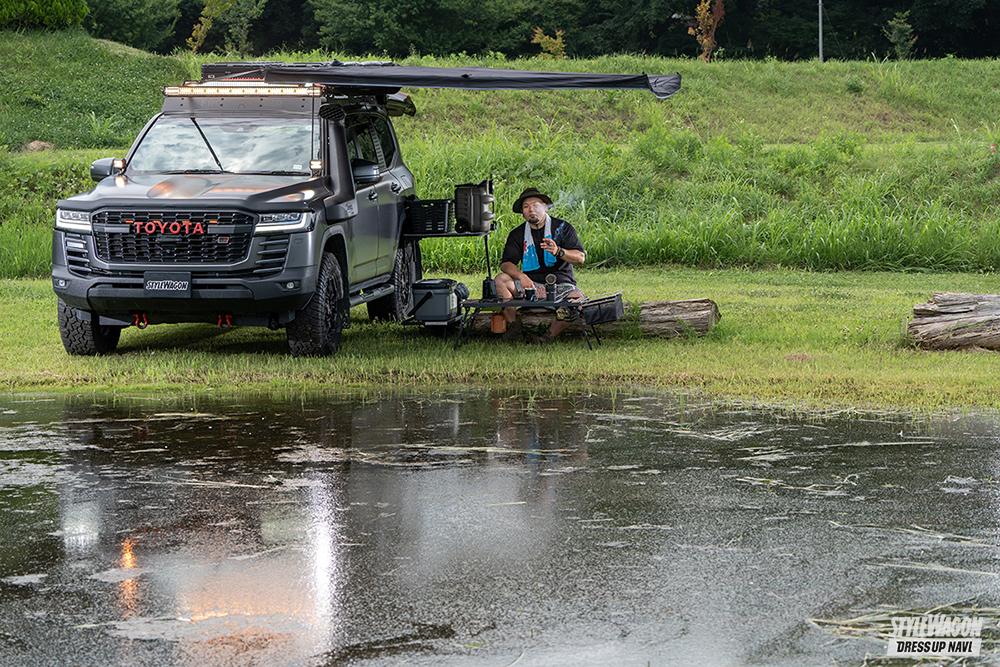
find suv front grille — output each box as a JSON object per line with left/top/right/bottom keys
{"left": 92, "top": 210, "right": 254, "bottom": 264}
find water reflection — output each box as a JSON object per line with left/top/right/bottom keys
{"left": 0, "top": 392, "right": 999, "bottom": 666}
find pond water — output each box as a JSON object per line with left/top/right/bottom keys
{"left": 0, "top": 391, "right": 998, "bottom": 666}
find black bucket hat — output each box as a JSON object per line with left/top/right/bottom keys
{"left": 512, "top": 187, "right": 553, "bottom": 213}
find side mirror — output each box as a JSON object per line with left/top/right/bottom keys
{"left": 90, "top": 158, "right": 123, "bottom": 182}
{"left": 351, "top": 159, "right": 380, "bottom": 186}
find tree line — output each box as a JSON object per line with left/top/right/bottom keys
{"left": 3, "top": 0, "right": 998, "bottom": 59}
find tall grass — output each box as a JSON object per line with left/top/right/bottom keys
{"left": 5, "top": 134, "right": 999, "bottom": 278}
{"left": 406, "top": 127, "right": 1000, "bottom": 273}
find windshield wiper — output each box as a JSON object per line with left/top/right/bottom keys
{"left": 189, "top": 118, "right": 227, "bottom": 173}
{"left": 240, "top": 170, "right": 310, "bottom": 176}
{"left": 161, "top": 169, "right": 227, "bottom": 174}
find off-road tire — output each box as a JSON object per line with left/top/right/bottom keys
{"left": 57, "top": 299, "right": 121, "bottom": 355}
{"left": 367, "top": 240, "right": 419, "bottom": 322}
{"left": 287, "top": 252, "right": 347, "bottom": 357}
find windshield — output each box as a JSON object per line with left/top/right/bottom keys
{"left": 127, "top": 116, "right": 318, "bottom": 175}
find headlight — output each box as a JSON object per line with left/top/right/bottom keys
{"left": 256, "top": 211, "right": 312, "bottom": 233}
{"left": 55, "top": 209, "right": 92, "bottom": 232}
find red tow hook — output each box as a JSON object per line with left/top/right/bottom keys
{"left": 131, "top": 312, "right": 149, "bottom": 329}
{"left": 216, "top": 313, "right": 233, "bottom": 329}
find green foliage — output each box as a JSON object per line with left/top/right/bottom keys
{"left": 309, "top": 0, "right": 522, "bottom": 57}
{"left": 884, "top": 10, "right": 917, "bottom": 60}
{"left": 0, "top": 0, "right": 88, "bottom": 29}
{"left": 0, "top": 148, "right": 101, "bottom": 279}
{"left": 187, "top": 0, "right": 235, "bottom": 52}
{"left": 85, "top": 0, "right": 180, "bottom": 52}
{"left": 218, "top": 0, "right": 268, "bottom": 54}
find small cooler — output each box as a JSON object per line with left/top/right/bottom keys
{"left": 411, "top": 279, "right": 469, "bottom": 324}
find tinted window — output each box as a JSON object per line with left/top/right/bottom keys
{"left": 346, "top": 122, "right": 378, "bottom": 165}
{"left": 372, "top": 117, "right": 396, "bottom": 166}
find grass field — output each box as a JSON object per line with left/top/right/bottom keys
{"left": 2, "top": 31, "right": 1000, "bottom": 278}
{"left": 5, "top": 268, "right": 1000, "bottom": 409}
{"left": 3, "top": 32, "right": 1000, "bottom": 410}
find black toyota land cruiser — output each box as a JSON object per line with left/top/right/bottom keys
{"left": 52, "top": 61, "right": 678, "bottom": 356}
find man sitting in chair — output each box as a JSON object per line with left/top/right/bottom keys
{"left": 496, "top": 187, "right": 586, "bottom": 341}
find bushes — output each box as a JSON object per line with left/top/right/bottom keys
{"left": 85, "top": 0, "right": 180, "bottom": 53}
{"left": 0, "top": 149, "right": 104, "bottom": 278}
{"left": 0, "top": 0, "right": 87, "bottom": 29}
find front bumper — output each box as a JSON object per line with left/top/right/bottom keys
{"left": 52, "top": 229, "right": 319, "bottom": 326}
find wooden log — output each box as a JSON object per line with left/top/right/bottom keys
{"left": 468, "top": 298, "right": 721, "bottom": 338}
{"left": 909, "top": 293, "right": 1000, "bottom": 350}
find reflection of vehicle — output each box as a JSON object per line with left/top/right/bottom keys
{"left": 52, "top": 61, "right": 678, "bottom": 356}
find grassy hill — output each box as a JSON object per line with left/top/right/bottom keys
{"left": 1, "top": 31, "right": 999, "bottom": 278}
{"left": 0, "top": 31, "right": 190, "bottom": 149}
{"left": 2, "top": 31, "right": 998, "bottom": 148}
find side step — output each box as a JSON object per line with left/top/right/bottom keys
{"left": 349, "top": 284, "right": 395, "bottom": 307}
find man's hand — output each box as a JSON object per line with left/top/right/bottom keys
{"left": 519, "top": 274, "right": 534, "bottom": 290}
{"left": 540, "top": 238, "right": 559, "bottom": 256}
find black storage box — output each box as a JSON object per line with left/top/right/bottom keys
{"left": 581, "top": 293, "right": 625, "bottom": 325}
{"left": 406, "top": 199, "right": 453, "bottom": 235}
{"left": 412, "top": 279, "right": 468, "bottom": 323}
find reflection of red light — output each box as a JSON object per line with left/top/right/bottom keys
{"left": 117, "top": 538, "right": 139, "bottom": 618}
{"left": 121, "top": 537, "right": 137, "bottom": 569}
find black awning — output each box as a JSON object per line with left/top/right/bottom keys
{"left": 255, "top": 62, "right": 680, "bottom": 100}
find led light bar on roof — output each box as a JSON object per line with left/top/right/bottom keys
{"left": 164, "top": 83, "right": 321, "bottom": 97}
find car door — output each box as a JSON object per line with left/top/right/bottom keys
{"left": 345, "top": 119, "right": 381, "bottom": 282}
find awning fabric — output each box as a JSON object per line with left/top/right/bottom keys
{"left": 251, "top": 62, "right": 681, "bottom": 100}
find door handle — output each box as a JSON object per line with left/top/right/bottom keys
{"left": 368, "top": 190, "right": 379, "bottom": 201}
{"left": 390, "top": 182, "right": 402, "bottom": 193}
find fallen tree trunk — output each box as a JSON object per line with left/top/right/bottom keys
{"left": 468, "top": 298, "right": 721, "bottom": 338}
{"left": 909, "top": 293, "right": 1000, "bottom": 350}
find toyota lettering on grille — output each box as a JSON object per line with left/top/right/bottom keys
{"left": 127, "top": 219, "right": 211, "bottom": 235}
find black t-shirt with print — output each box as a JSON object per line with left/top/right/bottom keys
{"left": 500, "top": 217, "right": 584, "bottom": 284}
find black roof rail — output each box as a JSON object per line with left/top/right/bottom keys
{"left": 200, "top": 61, "right": 398, "bottom": 82}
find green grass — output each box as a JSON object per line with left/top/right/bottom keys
{"left": 6, "top": 138, "right": 1000, "bottom": 278}
{"left": 5, "top": 269, "right": 1000, "bottom": 410}
{"left": 2, "top": 32, "right": 999, "bottom": 277}
{"left": 0, "top": 31, "right": 190, "bottom": 149}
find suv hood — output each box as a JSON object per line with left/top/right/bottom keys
{"left": 61, "top": 173, "right": 326, "bottom": 210}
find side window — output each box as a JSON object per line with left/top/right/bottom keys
{"left": 346, "top": 121, "right": 378, "bottom": 165}
{"left": 344, "top": 124, "right": 359, "bottom": 160}
{"left": 372, "top": 117, "right": 396, "bottom": 167}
